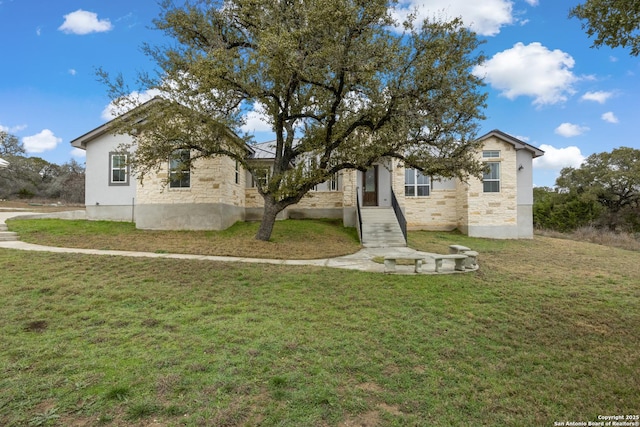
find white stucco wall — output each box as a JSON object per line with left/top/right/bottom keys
{"left": 83, "top": 133, "right": 137, "bottom": 221}
{"left": 516, "top": 148, "right": 534, "bottom": 238}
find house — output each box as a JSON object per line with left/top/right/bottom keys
{"left": 0, "top": 157, "right": 8, "bottom": 168}
{"left": 71, "top": 117, "right": 544, "bottom": 241}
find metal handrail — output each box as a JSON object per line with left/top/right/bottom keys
{"left": 355, "top": 187, "right": 363, "bottom": 244}
{"left": 391, "top": 189, "right": 407, "bottom": 243}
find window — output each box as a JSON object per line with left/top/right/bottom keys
{"left": 329, "top": 172, "right": 339, "bottom": 191}
{"left": 483, "top": 162, "right": 500, "bottom": 192}
{"left": 252, "top": 167, "right": 270, "bottom": 189}
{"left": 169, "top": 149, "right": 190, "bottom": 188}
{"left": 235, "top": 160, "right": 240, "bottom": 184}
{"left": 405, "top": 168, "right": 430, "bottom": 197}
{"left": 483, "top": 150, "right": 500, "bottom": 158}
{"left": 109, "top": 153, "right": 129, "bottom": 186}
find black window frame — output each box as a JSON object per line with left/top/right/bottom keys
{"left": 169, "top": 149, "right": 191, "bottom": 188}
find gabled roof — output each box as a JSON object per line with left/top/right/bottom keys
{"left": 71, "top": 97, "right": 252, "bottom": 155}
{"left": 477, "top": 129, "right": 545, "bottom": 158}
{"left": 248, "top": 139, "right": 301, "bottom": 160}
{"left": 250, "top": 140, "right": 277, "bottom": 159}
{"left": 71, "top": 97, "right": 165, "bottom": 150}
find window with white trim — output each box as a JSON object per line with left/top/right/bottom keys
{"left": 109, "top": 153, "right": 129, "bottom": 186}
{"left": 169, "top": 149, "right": 190, "bottom": 188}
{"left": 483, "top": 150, "right": 500, "bottom": 158}
{"left": 483, "top": 162, "right": 500, "bottom": 193}
{"left": 252, "top": 167, "right": 270, "bottom": 189}
{"left": 405, "top": 168, "right": 430, "bottom": 197}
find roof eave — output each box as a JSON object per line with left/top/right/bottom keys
{"left": 69, "top": 96, "right": 165, "bottom": 150}
{"left": 478, "top": 129, "right": 545, "bottom": 158}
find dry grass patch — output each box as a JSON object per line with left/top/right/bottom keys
{"left": 0, "top": 199, "right": 83, "bottom": 212}
{"left": 537, "top": 226, "right": 640, "bottom": 252}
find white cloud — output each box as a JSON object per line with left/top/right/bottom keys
{"left": 71, "top": 147, "right": 86, "bottom": 158}
{"left": 581, "top": 91, "right": 613, "bottom": 104}
{"left": 555, "top": 122, "right": 590, "bottom": 138}
{"left": 524, "top": 0, "right": 539, "bottom": 5}
{"left": 534, "top": 144, "right": 585, "bottom": 170}
{"left": 36, "top": 27, "right": 41, "bottom": 36}
{"left": 240, "top": 102, "right": 273, "bottom": 134}
{"left": 22, "top": 129, "right": 62, "bottom": 153}
{"left": 68, "top": 69, "right": 77, "bottom": 76}
{"left": 59, "top": 10, "right": 113, "bottom": 35}
{"left": 1, "top": 123, "right": 27, "bottom": 133}
{"left": 601, "top": 111, "right": 619, "bottom": 123}
{"left": 473, "top": 42, "right": 577, "bottom": 106}
{"left": 391, "top": 0, "right": 520, "bottom": 36}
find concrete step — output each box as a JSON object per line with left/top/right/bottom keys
{"left": 0, "top": 223, "right": 7, "bottom": 231}
{"left": 0, "top": 231, "right": 19, "bottom": 241}
{"left": 360, "top": 207, "right": 406, "bottom": 248}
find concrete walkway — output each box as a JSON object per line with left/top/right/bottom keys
{"left": 0, "top": 210, "right": 476, "bottom": 275}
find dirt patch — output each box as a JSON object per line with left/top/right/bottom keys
{"left": 377, "top": 403, "right": 403, "bottom": 416}
{"left": 24, "top": 320, "right": 48, "bottom": 332}
{"left": 355, "top": 382, "right": 383, "bottom": 393}
{"left": 339, "top": 410, "right": 381, "bottom": 427}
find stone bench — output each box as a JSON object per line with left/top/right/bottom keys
{"left": 449, "top": 244, "right": 471, "bottom": 254}
{"left": 462, "top": 250, "right": 478, "bottom": 269}
{"left": 384, "top": 254, "right": 426, "bottom": 273}
{"left": 448, "top": 245, "right": 478, "bottom": 269}
{"left": 430, "top": 254, "right": 468, "bottom": 272}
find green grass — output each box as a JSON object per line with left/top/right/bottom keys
{"left": 1, "top": 225, "right": 639, "bottom": 426}
{"left": 6, "top": 218, "right": 361, "bottom": 259}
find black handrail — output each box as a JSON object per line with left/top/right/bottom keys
{"left": 355, "top": 187, "right": 363, "bottom": 244}
{"left": 391, "top": 189, "right": 407, "bottom": 244}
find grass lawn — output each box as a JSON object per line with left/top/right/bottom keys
{"left": 1, "top": 220, "right": 639, "bottom": 426}
{"left": 6, "top": 218, "right": 361, "bottom": 259}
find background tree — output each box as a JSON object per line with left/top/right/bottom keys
{"left": 533, "top": 186, "right": 602, "bottom": 232}
{"left": 556, "top": 147, "right": 640, "bottom": 231}
{"left": 45, "top": 160, "right": 86, "bottom": 203}
{"left": 1, "top": 130, "right": 26, "bottom": 157}
{"left": 102, "top": 0, "right": 487, "bottom": 241}
{"left": 535, "top": 147, "right": 640, "bottom": 233}
{"left": 0, "top": 131, "right": 85, "bottom": 202}
{"left": 569, "top": 0, "right": 640, "bottom": 56}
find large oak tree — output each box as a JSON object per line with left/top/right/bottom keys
{"left": 570, "top": 0, "right": 640, "bottom": 56}
{"left": 102, "top": 0, "right": 487, "bottom": 241}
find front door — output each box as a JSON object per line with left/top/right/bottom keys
{"left": 362, "top": 166, "right": 378, "bottom": 206}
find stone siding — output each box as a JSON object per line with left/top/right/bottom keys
{"left": 465, "top": 136, "right": 519, "bottom": 236}
{"left": 245, "top": 188, "right": 343, "bottom": 211}
{"left": 137, "top": 155, "right": 245, "bottom": 207}
{"left": 392, "top": 158, "right": 458, "bottom": 231}
{"left": 404, "top": 189, "right": 459, "bottom": 230}
{"left": 341, "top": 169, "right": 357, "bottom": 207}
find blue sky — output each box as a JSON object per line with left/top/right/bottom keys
{"left": 1, "top": 0, "right": 638, "bottom": 187}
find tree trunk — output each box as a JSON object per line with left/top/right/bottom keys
{"left": 255, "top": 197, "right": 281, "bottom": 241}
